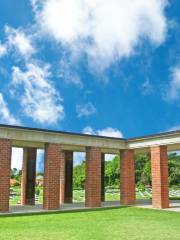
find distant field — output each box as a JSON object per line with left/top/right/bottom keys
{"left": 10, "top": 186, "right": 180, "bottom": 205}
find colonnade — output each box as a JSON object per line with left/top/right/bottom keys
{"left": 0, "top": 139, "right": 170, "bottom": 212}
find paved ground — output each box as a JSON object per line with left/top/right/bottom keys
{"left": 135, "top": 199, "right": 180, "bottom": 212}
{"left": 0, "top": 199, "right": 178, "bottom": 215}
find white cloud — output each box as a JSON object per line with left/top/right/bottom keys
{"left": 0, "top": 43, "right": 7, "bottom": 57}
{"left": 83, "top": 126, "right": 123, "bottom": 138}
{"left": 83, "top": 126, "right": 95, "bottom": 135}
{"left": 76, "top": 102, "right": 96, "bottom": 118}
{"left": 31, "top": 0, "right": 39, "bottom": 11}
{"left": 97, "top": 127, "right": 123, "bottom": 138}
{"left": 165, "top": 66, "right": 180, "bottom": 101}
{"left": 11, "top": 62, "right": 64, "bottom": 124}
{"left": 59, "top": 59, "right": 82, "bottom": 87}
{"left": 33, "top": 0, "right": 168, "bottom": 71}
{"left": 0, "top": 93, "right": 20, "bottom": 125}
{"left": 5, "top": 26, "right": 35, "bottom": 58}
{"left": 168, "top": 125, "right": 180, "bottom": 131}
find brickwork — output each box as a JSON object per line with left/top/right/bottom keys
{"left": 0, "top": 139, "right": 11, "bottom": 212}
{"left": 151, "top": 145, "right": 169, "bottom": 209}
{"left": 43, "top": 143, "right": 61, "bottom": 210}
{"left": 21, "top": 148, "right": 37, "bottom": 205}
{"left": 101, "top": 153, "right": 105, "bottom": 202}
{"left": 120, "top": 150, "right": 135, "bottom": 205}
{"left": 64, "top": 151, "right": 73, "bottom": 203}
{"left": 85, "top": 147, "right": 101, "bottom": 207}
{"left": 59, "top": 151, "right": 65, "bottom": 204}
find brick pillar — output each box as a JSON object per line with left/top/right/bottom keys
{"left": 120, "top": 150, "right": 135, "bottom": 205}
{"left": 60, "top": 151, "right": 73, "bottom": 204}
{"left": 43, "top": 143, "right": 61, "bottom": 210}
{"left": 21, "top": 148, "right": 37, "bottom": 205}
{"left": 151, "top": 145, "right": 169, "bottom": 209}
{"left": 0, "top": 139, "right": 11, "bottom": 212}
{"left": 85, "top": 147, "right": 101, "bottom": 208}
{"left": 101, "top": 153, "right": 105, "bottom": 202}
{"left": 64, "top": 151, "right": 73, "bottom": 203}
{"left": 60, "top": 151, "right": 65, "bottom": 204}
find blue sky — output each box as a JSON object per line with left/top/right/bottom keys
{"left": 0, "top": 1, "right": 180, "bottom": 169}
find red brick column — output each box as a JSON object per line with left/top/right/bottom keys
{"left": 85, "top": 147, "right": 101, "bottom": 208}
{"left": 60, "top": 151, "right": 73, "bottom": 204}
{"left": 151, "top": 145, "right": 169, "bottom": 209}
{"left": 101, "top": 153, "right": 105, "bottom": 202}
{"left": 43, "top": 143, "right": 61, "bottom": 210}
{"left": 120, "top": 150, "right": 135, "bottom": 205}
{"left": 21, "top": 148, "right": 37, "bottom": 205}
{"left": 0, "top": 139, "right": 11, "bottom": 212}
{"left": 64, "top": 151, "right": 73, "bottom": 203}
{"left": 59, "top": 151, "right": 65, "bottom": 204}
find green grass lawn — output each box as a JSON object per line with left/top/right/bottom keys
{"left": 0, "top": 207, "right": 180, "bottom": 240}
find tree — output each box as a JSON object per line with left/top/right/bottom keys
{"left": 73, "top": 161, "right": 85, "bottom": 189}
{"left": 168, "top": 153, "right": 180, "bottom": 187}
{"left": 105, "top": 156, "right": 120, "bottom": 188}
{"left": 135, "top": 154, "right": 151, "bottom": 188}
{"left": 11, "top": 168, "right": 18, "bottom": 179}
{"left": 72, "top": 153, "right": 180, "bottom": 190}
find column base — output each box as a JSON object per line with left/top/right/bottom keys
{"left": 152, "top": 201, "right": 169, "bottom": 209}
{"left": 22, "top": 199, "right": 35, "bottom": 206}
{"left": 0, "top": 208, "right": 9, "bottom": 213}
{"left": 64, "top": 197, "right": 73, "bottom": 204}
{"left": 43, "top": 204, "right": 60, "bottom": 211}
{"left": 85, "top": 202, "right": 101, "bottom": 208}
{"left": 120, "top": 199, "right": 136, "bottom": 205}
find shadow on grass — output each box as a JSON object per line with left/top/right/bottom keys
{"left": 0, "top": 205, "right": 131, "bottom": 218}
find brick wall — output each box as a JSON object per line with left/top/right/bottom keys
{"left": 0, "top": 139, "right": 11, "bottom": 212}
{"left": 43, "top": 143, "right": 61, "bottom": 210}
{"left": 85, "top": 147, "right": 101, "bottom": 207}
{"left": 120, "top": 150, "right": 135, "bottom": 205}
{"left": 151, "top": 145, "right": 169, "bottom": 208}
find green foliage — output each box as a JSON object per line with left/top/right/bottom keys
{"left": 11, "top": 168, "right": 22, "bottom": 184}
{"left": 11, "top": 168, "right": 18, "bottom": 179}
{"left": 73, "top": 153, "right": 180, "bottom": 189}
{"left": 35, "top": 187, "right": 40, "bottom": 196}
{"left": 73, "top": 161, "right": 86, "bottom": 189}
{"left": 105, "top": 156, "right": 120, "bottom": 188}
{"left": 73, "top": 156, "right": 120, "bottom": 189}
{"left": 168, "top": 153, "right": 180, "bottom": 187}
{"left": 135, "top": 154, "right": 151, "bottom": 187}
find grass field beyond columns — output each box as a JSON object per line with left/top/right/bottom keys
{"left": 0, "top": 208, "right": 180, "bottom": 240}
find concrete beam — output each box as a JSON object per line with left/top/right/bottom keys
{"left": 127, "top": 132, "right": 180, "bottom": 151}
{"left": 0, "top": 125, "right": 180, "bottom": 152}
{"left": 0, "top": 125, "right": 126, "bottom": 150}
